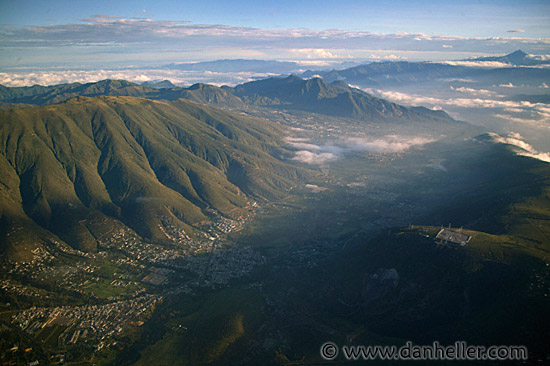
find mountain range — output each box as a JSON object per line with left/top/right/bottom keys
{"left": 0, "top": 76, "right": 455, "bottom": 257}
{"left": 1, "top": 66, "right": 549, "bottom": 365}
{"left": 0, "top": 95, "right": 304, "bottom": 255}
{"left": 301, "top": 50, "right": 550, "bottom": 88}
{"left": 470, "top": 49, "right": 550, "bottom": 66}
{"left": 0, "top": 76, "right": 452, "bottom": 123}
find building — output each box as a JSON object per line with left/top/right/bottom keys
{"left": 435, "top": 228, "right": 471, "bottom": 246}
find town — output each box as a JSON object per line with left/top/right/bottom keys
{"left": 0, "top": 208, "right": 265, "bottom": 361}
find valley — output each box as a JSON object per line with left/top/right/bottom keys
{"left": 0, "top": 76, "right": 549, "bottom": 365}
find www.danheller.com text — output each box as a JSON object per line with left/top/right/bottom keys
{"left": 320, "top": 341, "right": 528, "bottom": 361}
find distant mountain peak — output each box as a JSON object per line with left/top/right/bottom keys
{"left": 506, "top": 49, "right": 528, "bottom": 60}
{"left": 471, "top": 50, "right": 550, "bottom": 66}
{"left": 507, "top": 50, "right": 528, "bottom": 57}
{"left": 233, "top": 75, "right": 453, "bottom": 122}
{"left": 141, "top": 80, "right": 176, "bottom": 89}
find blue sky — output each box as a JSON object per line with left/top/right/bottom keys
{"left": 1, "top": 0, "right": 549, "bottom": 78}
{"left": 1, "top": 0, "right": 549, "bottom": 37}
{"left": 0, "top": 0, "right": 548, "bottom": 148}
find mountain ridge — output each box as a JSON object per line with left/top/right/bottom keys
{"left": 0, "top": 77, "right": 454, "bottom": 123}
{"left": 299, "top": 51, "right": 550, "bottom": 88}
{"left": 470, "top": 49, "right": 550, "bottom": 66}
{"left": 232, "top": 75, "right": 453, "bottom": 122}
{"left": 0, "top": 95, "right": 305, "bottom": 254}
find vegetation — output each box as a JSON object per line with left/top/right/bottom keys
{"left": 0, "top": 76, "right": 549, "bottom": 364}
{"left": 0, "top": 95, "right": 305, "bottom": 252}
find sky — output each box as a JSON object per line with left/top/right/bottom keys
{"left": 0, "top": 0, "right": 549, "bottom": 85}
{"left": 0, "top": 0, "right": 548, "bottom": 152}
{"left": 1, "top": 0, "right": 549, "bottom": 36}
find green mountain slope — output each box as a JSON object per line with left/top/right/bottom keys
{"left": 0, "top": 77, "right": 454, "bottom": 123}
{"left": 0, "top": 96, "right": 304, "bottom": 254}
{"left": 233, "top": 75, "right": 453, "bottom": 122}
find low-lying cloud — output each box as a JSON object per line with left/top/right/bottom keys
{"left": 372, "top": 89, "right": 550, "bottom": 128}
{"left": 0, "top": 68, "right": 288, "bottom": 87}
{"left": 488, "top": 132, "right": 550, "bottom": 162}
{"left": 288, "top": 135, "right": 435, "bottom": 164}
{"left": 438, "top": 61, "right": 512, "bottom": 68}
{"left": 292, "top": 150, "right": 338, "bottom": 164}
{"left": 450, "top": 86, "right": 504, "bottom": 97}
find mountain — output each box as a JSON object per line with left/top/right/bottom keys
{"left": 141, "top": 80, "right": 177, "bottom": 89}
{"left": 302, "top": 61, "right": 468, "bottom": 87}
{"left": 0, "top": 77, "right": 454, "bottom": 123}
{"left": 164, "top": 59, "right": 302, "bottom": 74}
{"left": 470, "top": 49, "right": 550, "bottom": 66}
{"left": 232, "top": 75, "right": 453, "bottom": 122}
{"left": 0, "top": 96, "right": 305, "bottom": 255}
{"left": 0, "top": 80, "right": 154, "bottom": 106}
{"left": 300, "top": 51, "right": 550, "bottom": 89}
{"left": 176, "top": 83, "right": 247, "bottom": 108}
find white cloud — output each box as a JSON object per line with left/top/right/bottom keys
{"left": 438, "top": 61, "right": 511, "bottom": 68}
{"left": 488, "top": 132, "right": 550, "bottom": 162}
{"left": 450, "top": 86, "right": 504, "bottom": 97}
{"left": 529, "top": 54, "right": 550, "bottom": 61}
{"left": 285, "top": 136, "right": 310, "bottom": 142}
{"left": 288, "top": 142, "right": 323, "bottom": 151}
{"left": 371, "top": 89, "right": 550, "bottom": 129}
{"left": 292, "top": 150, "right": 337, "bottom": 164}
{"left": 384, "top": 54, "right": 407, "bottom": 60}
{"left": 288, "top": 134, "right": 436, "bottom": 164}
{"left": 0, "top": 68, "right": 288, "bottom": 87}
{"left": 499, "top": 82, "right": 516, "bottom": 88}
{"left": 345, "top": 136, "right": 436, "bottom": 153}
{"left": 290, "top": 48, "right": 345, "bottom": 59}
{"left": 503, "top": 107, "right": 525, "bottom": 113}
{"left": 374, "top": 89, "right": 535, "bottom": 110}
{"left": 507, "top": 29, "right": 526, "bottom": 33}
{"left": 2, "top": 17, "right": 550, "bottom": 70}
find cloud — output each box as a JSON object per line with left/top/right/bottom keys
{"left": 488, "top": 132, "right": 550, "bottom": 162}
{"left": 344, "top": 136, "right": 435, "bottom": 153}
{"left": 438, "top": 61, "right": 511, "bottom": 68}
{"left": 292, "top": 150, "right": 337, "bottom": 164}
{"left": 529, "top": 54, "right": 550, "bottom": 61}
{"left": 371, "top": 89, "right": 550, "bottom": 129}
{"left": 507, "top": 29, "right": 526, "bottom": 33}
{"left": 450, "top": 86, "right": 504, "bottom": 97}
{"left": 288, "top": 142, "right": 323, "bottom": 151}
{"left": 289, "top": 48, "right": 352, "bottom": 59}
{"left": 384, "top": 54, "right": 407, "bottom": 60}
{"left": 366, "top": 53, "right": 408, "bottom": 60}
{"left": 285, "top": 136, "right": 310, "bottom": 142}
{"left": 499, "top": 82, "right": 516, "bottom": 88}
{"left": 2, "top": 17, "right": 550, "bottom": 70}
{"left": 373, "top": 89, "right": 534, "bottom": 110}
{"left": 0, "top": 68, "right": 291, "bottom": 87}
{"left": 288, "top": 134, "right": 435, "bottom": 164}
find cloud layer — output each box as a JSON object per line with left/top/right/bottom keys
{"left": 287, "top": 135, "right": 435, "bottom": 164}
{"left": 488, "top": 132, "right": 550, "bottom": 162}
{"left": 1, "top": 16, "right": 550, "bottom": 70}
{"left": 371, "top": 89, "right": 550, "bottom": 129}
{"left": 0, "top": 68, "right": 283, "bottom": 87}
